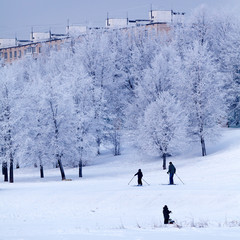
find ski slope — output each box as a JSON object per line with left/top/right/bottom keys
{"left": 0, "top": 128, "right": 240, "bottom": 239}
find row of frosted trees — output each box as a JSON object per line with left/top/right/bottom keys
{"left": 1, "top": 6, "right": 240, "bottom": 182}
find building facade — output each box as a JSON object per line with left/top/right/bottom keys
{"left": 0, "top": 37, "right": 67, "bottom": 64}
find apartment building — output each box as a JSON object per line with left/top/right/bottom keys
{"left": 0, "top": 9, "right": 184, "bottom": 64}
{"left": 0, "top": 32, "right": 68, "bottom": 64}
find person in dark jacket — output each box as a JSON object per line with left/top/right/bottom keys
{"left": 167, "top": 162, "right": 176, "bottom": 185}
{"left": 163, "top": 205, "right": 172, "bottom": 224}
{"left": 134, "top": 169, "right": 143, "bottom": 186}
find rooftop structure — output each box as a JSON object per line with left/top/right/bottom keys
{"left": 105, "top": 9, "right": 185, "bottom": 28}
{"left": 150, "top": 10, "right": 173, "bottom": 23}
{"left": 30, "top": 32, "right": 51, "bottom": 42}
{"left": 0, "top": 38, "right": 17, "bottom": 48}
{"left": 106, "top": 18, "right": 129, "bottom": 28}
{"left": 66, "top": 25, "right": 87, "bottom": 36}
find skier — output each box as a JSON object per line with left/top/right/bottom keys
{"left": 163, "top": 205, "right": 173, "bottom": 224}
{"left": 167, "top": 162, "right": 176, "bottom": 185}
{"left": 134, "top": 169, "right": 143, "bottom": 186}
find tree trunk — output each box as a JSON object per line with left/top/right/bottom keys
{"left": 79, "top": 159, "right": 82, "bottom": 178}
{"left": 113, "top": 129, "right": 120, "bottom": 156}
{"left": 57, "top": 154, "right": 66, "bottom": 180}
{"left": 114, "top": 141, "right": 120, "bottom": 156}
{"left": 4, "top": 169, "right": 8, "bottom": 182}
{"left": 40, "top": 165, "right": 44, "bottom": 178}
{"left": 201, "top": 136, "right": 207, "bottom": 156}
{"left": 2, "top": 162, "right": 8, "bottom": 182}
{"left": 49, "top": 101, "right": 66, "bottom": 180}
{"left": 97, "top": 136, "right": 101, "bottom": 155}
{"left": 162, "top": 153, "right": 167, "bottom": 170}
{"left": 9, "top": 153, "right": 14, "bottom": 183}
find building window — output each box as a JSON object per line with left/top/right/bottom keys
{"left": 24, "top": 49, "right": 27, "bottom": 55}
{"left": 32, "top": 47, "right": 36, "bottom": 53}
{"left": 4, "top": 52, "right": 7, "bottom": 59}
{"left": 38, "top": 47, "right": 41, "bottom": 53}
{"left": 10, "top": 52, "right": 12, "bottom": 59}
{"left": 14, "top": 51, "right": 17, "bottom": 58}
{"left": 18, "top": 50, "right": 21, "bottom": 58}
{"left": 0, "top": 52, "right": 2, "bottom": 59}
{"left": 27, "top": 47, "right": 32, "bottom": 53}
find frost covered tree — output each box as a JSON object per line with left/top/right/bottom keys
{"left": 18, "top": 61, "right": 53, "bottom": 178}
{"left": 136, "top": 46, "right": 181, "bottom": 114}
{"left": 104, "top": 32, "right": 131, "bottom": 155}
{"left": 173, "top": 7, "right": 237, "bottom": 130}
{"left": 0, "top": 62, "right": 25, "bottom": 183}
{"left": 125, "top": 29, "right": 165, "bottom": 128}
{"left": 186, "top": 8, "right": 240, "bottom": 127}
{"left": 138, "top": 92, "right": 187, "bottom": 169}
{"left": 78, "top": 32, "right": 112, "bottom": 155}
{"left": 0, "top": 81, "right": 14, "bottom": 182}
{"left": 181, "top": 42, "right": 226, "bottom": 156}
{"left": 210, "top": 17, "right": 240, "bottom": 127}
{"left": 36, "top": 50, "right": 73, "bottom": 180}
{"left": 71, "top": 75, "right": 96, "bottom": 177}
{"left": 63, "top": 49, "right": 97, "bottom": 177}
{"left": 187, "top": 6, "right": 211, "bottom": 46}
{"left": 78, "top": 31, "right": 129, "bottom": 156}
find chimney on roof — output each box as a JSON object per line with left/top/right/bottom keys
{"left": 31, "top": 27, "right": 34, "bottom": 40}
{"left": 106, "top": 12, "right": 110, "bottom": 26}
{"left": 67, "top": 19, "right": 70, "bottom": 36}
{"left": 150, "top": 4, "right": 153, "bottom": 21}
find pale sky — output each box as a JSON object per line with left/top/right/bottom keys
{"left": 1, "top": 0, "right": 240, "bottom": 39}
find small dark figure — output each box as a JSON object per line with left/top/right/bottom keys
{"left": 163, "top": 205, "right": 172, "bottom": 224}
{"left": 167, "top": 162, "right": 176, "bottom": 185}
{"left": 134, "top": 169, "right": 143, "bottom": 186}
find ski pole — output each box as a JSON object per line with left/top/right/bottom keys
{"left": 128, "top": 175, "right": 135, "bottom": 185}
{"left": 175, "top": 173, "right": 184, "bottom": 185}
{"left": 142, "top": 178, "right": 150, "bottom": 186}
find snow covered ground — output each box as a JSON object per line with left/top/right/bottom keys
{"left": 1, "top": 128, "right": 240, "bottom": 240}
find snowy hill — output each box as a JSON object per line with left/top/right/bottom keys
{"left": 1, "top": 128, "right": 240, "bottom": 240}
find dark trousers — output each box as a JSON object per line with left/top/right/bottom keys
{"left": 164, "top": 217, "right": 169, "bottom": 224}
{"left": 138, "top": 178, "right": 142, "bottom": 185}
{"left": 169, "top": 173, "right": 174, "bottom": 185}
